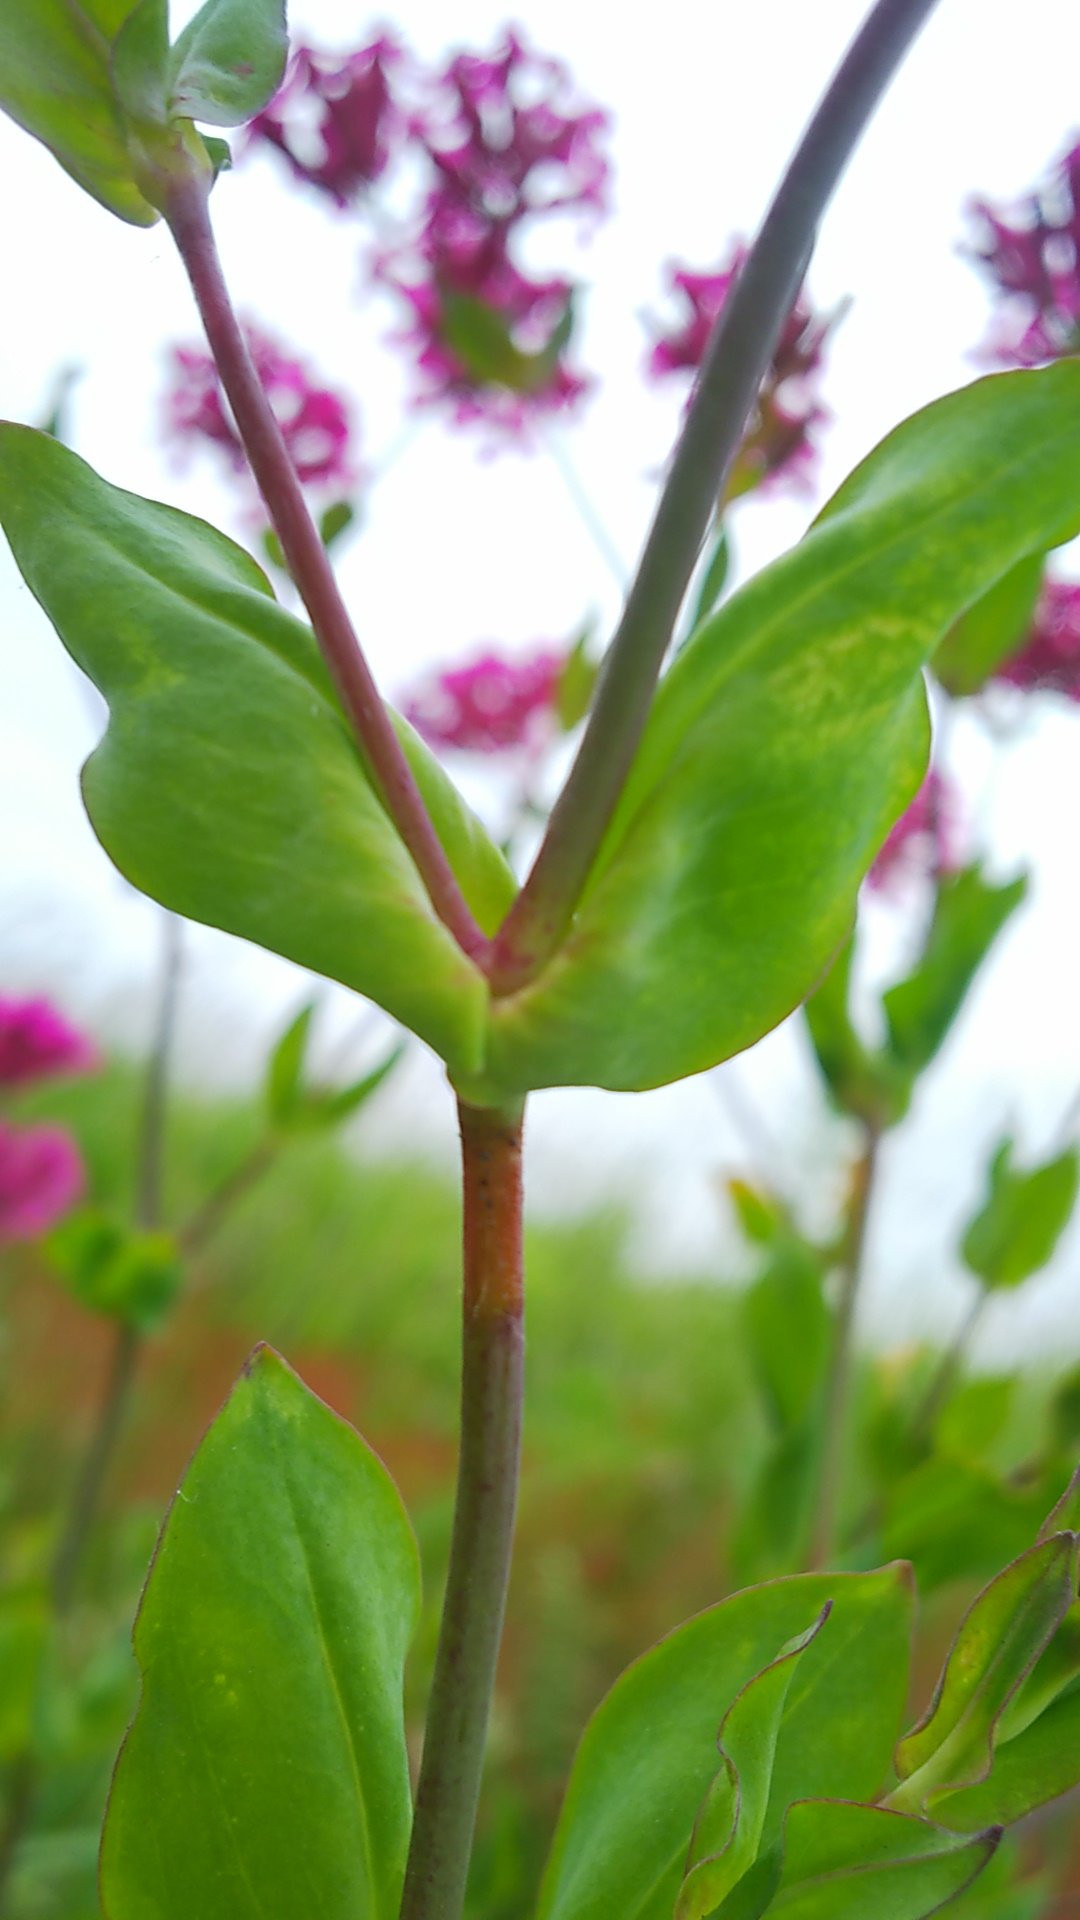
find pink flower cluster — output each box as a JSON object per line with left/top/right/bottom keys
{"left": 867, "top": 772, "right": 962, "bottom": 894}
{"left": 0, "top": 997, "right": 98, "bottom": 1242}
{"left": 247, "top": 38, "right": 404, "bottom": 206}
{"left": 382, "top": 30, "right": 609, "bottom": 433}
{"left": 166, "top": 324, "right": 356, "bottom": 499}
{"left": 995, "top": 577, "right": 1080, "bottom": 700}
{"left": 402, "top": 646, "right": 564, "bottom": 753}
{"left": 246, "top": 28, "right": 610, "bottom": 436}
{"left": 648, "top": 246, "right": 836, "bottom": 496}
{"left": 968, "top": 138, "right": 1080, "bottom": 366}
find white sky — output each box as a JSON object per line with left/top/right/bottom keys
{"left": 2, "top": 0, "right": 1080, "bottom": 1358}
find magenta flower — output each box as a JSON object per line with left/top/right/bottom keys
{"left": 648, "top": 246, "right": 837, "bottom": 497}
{"left": 994, "top": 577, "right": 1080, "bottom": 699}
{"left": 0, "top": 998, "right": 98, "bottom": 1088}
{"left": 402, "top": 646, "right": 564, "bottom": 753}
{"left": 867, "top": 773, "right": 962, "bottom": 893}
{"left": 380, "top": 29, "right": 609, "bottom": 435}
{"left": 165, "top": 324, "right": 356, "bottom": 496}
{"left": 247, "top": 38, "right": 405, "bottom": 206}
{"left": 0, "top": 1122, "right": 84, "bottom": 1241}
{"left": 967, "top": 137, "right": 1080, "bottom": 366}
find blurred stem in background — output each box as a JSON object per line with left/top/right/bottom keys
{"left": 808, "top": 1122, "right": 881, "bottom": 1571}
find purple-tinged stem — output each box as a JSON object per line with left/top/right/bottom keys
{"left": 162, "top": 175, "right": 488, "bottom": 965}
{"left": 490, "top": 0, "right": 942, "bottom": 993}
{"left": 399, "top": 1101, "right": 525, "bottom": 1920}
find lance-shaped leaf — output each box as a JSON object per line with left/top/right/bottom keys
{"left": 883, "top": 867, "right": 1028, "bottom": 1089}
{"left": 0, "top": 0, "right": 159, "bottom": 223}
{"left": 472, "top": 365, "right": 1080, "bottom": 1103}
{"left": 535, "top": 1566, "right": 913, "bottom": 1920}
{"left": 803, "top": 931, "right": 900, "bottom": 1126}
{"left": 743, "top": 1238, "right": 830, "bottom": 1436}
{"left": 933, "top": 555, "right": 1044, "bottom": 698}
{"left": 100, "top": 1347, "right": 421, "bottom": 1920}
{"left": 931, "top": 1673, "right": 1080, "bottom": 1832}
{"left": 891, "top": 1532, "right": 1079, "bottom": 1813}
{"left": 0, "top": 426, "right": 516, "bottom": 1082}
{"left": 961, "top": 1138, "right": 1080, "bottom": 1291}
{"left": 677, "top": 1608, "right": 830, "bottom": 1920}
{"left": 168, "top": 0, "right": 288, "bottom": 126}
{"left": 263, "top": 1003, "right": 403, "bottom": 1133}
{"left": 764, "top": 1801, "right": 998, "bottom": 1920}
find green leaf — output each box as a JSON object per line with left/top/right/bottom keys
{"left": 765, "top": 1801, "right": 998, "bottom": 1920}
{"left": 264, "top": 1002, "right": 317, "bottom": 1127}
{"left": 439, "top": 289, "right": 576, "bottom": 394}
{"left": 883, "top": 867, "right": 1028, "bottom": 1087}
{"left": 961, "top": 1139, "right": 1080, "bottom": 1291}
{"left": 535, "top": 1565, "right": 914, "bottom": 1920}
{"left": 932, "top": 1673, "right": 1080, "bottom": 1831}
{"left": 110, "top": 0, "right": 169, "bottom": 129}
{"left": 319, "top": 499, "right": 357, "bottom": 552}
{"left": 556, "top": 630, "right": 599, "bottom": 733}
{"left": 168, "top": 0, "right": 288, "bottom": 126}
{"left": 880, "top": 1458, "right": 1051, "bottom": 1596}
{"left": 0, "top": 0, "right": 158, "bottom": 223}
{"left": 100, "top": 1347, "right": 420, "bottom": 1920}
{"left": 0, "top": 426, "right": 516, "bottom": 1082}
{"left": 742, "top": 1239, "right": 829, "bottom": 1434}
{"left": 46, "top": 1209, "right": 182, "bottom": 1332}
{"left": 933, "top": 555, "right": 1044, "bottom": 698}
{"left": 892, "top": 1532, "right": 1079, "bottom": 1812}
{"left": 688, "top": 527, "right": 731, "bottom": 632}
{"left": 676, "top": 1607, "right": 830, "bottom": 1920}
{"left": 475, "top": 365, "right": 1080, "bottom": 1100}
{"left": 300, "top": 1044, "right": 404, "bottom": 1130}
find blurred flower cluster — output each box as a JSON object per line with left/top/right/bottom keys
{"left": 994, "top": 577, "right": 1080, "bottom": 702}
{"left": 868, "top": 772, "right": 962, "bottom": 895}
{"left": 648, "top": 246, "right": 838, "bottom": 497}
{"left": 0, "top": 999, "right": 97, "bottom": 1241}
{"left": 403, "top": 645, "right": 565, "bottom": 754}
{"left": 166, "top": 324, "right": 356, "bottom": 507}
{"left": 968, "top": 136, "right": 1080, "bottom": 368}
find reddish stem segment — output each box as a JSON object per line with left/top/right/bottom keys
{"left": 399, "top": 1102, "right": 525, "bottom": 1920}
{"left": 163, "top": 176, "right": 488, "bottom": 963}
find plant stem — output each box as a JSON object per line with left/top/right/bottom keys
{"left": 543, "top": 428, "right": 629, "bottom": 591}
{"left": 49, "top": 1322, "right": 141, "bottom": 1616}
{"left": 909, "top": 1288, "right": 988, "bottom": 1452}
{"left": 490, "top": 0, "right": 941, "bottom": 992}
{"left": 399, "top": 1101, "right": 525, "bottom": 1920}
{"left": 177, "top": 1136, "right": 279, "bottom": 1260}
{"left": 808, "top": 1123, "right": 881, "bottom": 1570}
{"left": 162, "top": 174, "right": 487, "bottom": 964}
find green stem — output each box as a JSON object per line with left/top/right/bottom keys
{"left": 808, "top": 1124, "right": 881, "bottom": 1570}
{"left": 399, "top": 1102, "right": 525, "bottom": 1920}
{"left": 177, "top": 1136, "right": 279, "bottom": 1261}
{"left": 490, "top": 0, "right": 941, "bottom": 992}
{"left": 162, "top": 174, "right": 487, "bottom": 964}
{"left": 908, "top": 1288, "right": 987, "bottom": 1453}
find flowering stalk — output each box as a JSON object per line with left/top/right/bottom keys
{"left": 400, "top": 1100, "right": 524, "bottom": 1920}
{"left": 808, "top": 1122, "right": 881, "bottom": 1570}
{"left": 161, "top": 172, "right": 488, "bottom": 963}
{"left": 490, "top": 0, "right": 942, "bottom": 992}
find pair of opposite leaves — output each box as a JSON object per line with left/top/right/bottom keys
{"left": 3, "top": 364, "right": 1080, "bottom": 1100}
{"left": 101, "top": 1348, "right": 1080, "bottom": 1920}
